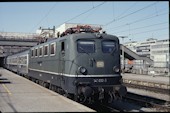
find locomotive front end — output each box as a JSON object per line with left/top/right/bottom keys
{"left": 71, "top": 33, "right": 127, "bottom": 103}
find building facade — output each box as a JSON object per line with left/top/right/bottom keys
{"left": 124, "top": 38, "right": 169, "bottom": 75}
{"left": 150, "top": 39, "right": 169, "bottom": 68}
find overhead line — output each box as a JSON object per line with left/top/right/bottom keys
{"left": 145, "top": 33, "right": 169, "bottom": 39}
{"left": 79, "top": 6, "right": 99, "bottom": 23}
{"left": 133, "top": 27, "right": 168, "bottom": 35}
{"left": 125, "top": 27, "right": 168, "bottom": 36}
{"left": 112, "top": 21, "right": 168, "bottom": 34}
{"left": 104, "top": 2, "right": 158, "bottom": 26}
{"left": 56, "top": 2, "right": 106, "bottom": 27}
{"left": 29, "top": 3, "right": 58, "bottom": 33}
{"left": 106, "top": 12, "right": 168, "bottom": 31}
{"left": 105, "top": 2, "right": 137, "bottom": 26}
{"left": 115, "top": 2, "right": 137, "bottom": 19}
{"left": 105, "top": 7, "right": 168, "bottom": 31}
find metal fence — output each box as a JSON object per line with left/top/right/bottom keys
{"left": 121, "top": 61, "right": 169, "bottom": 76}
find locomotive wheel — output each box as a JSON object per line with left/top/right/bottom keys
{"left": 63, "top": 91, "right": 69, "bottom": 98}
{"left": 101, "top": 92, "right": 113, "bottom": 104}
{"left": 68, "top": 94, "right": 75, "bottom": 100}
{"left": 63, "top": 92, "right": 73, "bottom": 99}
{"left": 78, "top": 94, "right": 87, "bottom": 103}
{"left": 35, "top": 80, "right": 39, "bottom": 84}
{"left": 44, "top": 82, "right": 49, "bottom": 88}
{"left": 74, "top": 95, "right": 78, "bottom": 102}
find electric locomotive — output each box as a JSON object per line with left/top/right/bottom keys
{"left": 28, "top": 26, "right": 127, "bottom": 103}
{"left": 4, "top": 25, "right": 127, "bottom": 103}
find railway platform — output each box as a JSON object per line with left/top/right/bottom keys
{"left": 122, "top": 73, "right": 170, "bottom": 101}
{"left": 0, "top": 68, "right": 95, "bottom": 112}
{"left": 122, "top": 73, "right": 169, "bottom": 85}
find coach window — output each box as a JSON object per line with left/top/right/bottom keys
{"left": 35, "top": 48, "right": 38, "bottom": 57}
{"left": 102, "top": 40, "right": 116, "bottom": 53}
{"left": 50, "top": 43, "right": 55, "bottom": 56}
{"left": 39, "top": 46, "right": 43, "bottom": 57}
{"left": 44, "top": 45, "right": 49, "bottom": 56}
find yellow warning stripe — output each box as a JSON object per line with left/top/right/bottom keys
{"left": 2, "top": 84, "right": 12, "bottom": 95}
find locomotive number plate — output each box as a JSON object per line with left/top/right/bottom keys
{"left": 96, "top": 61, "right": 104, "bottom": 68}
{"left": 94, "top": 78, "right": 107, "bottom": 83}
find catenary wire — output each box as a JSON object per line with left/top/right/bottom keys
{"left": 104, "top": 2, "right": 158, "bottom": 27}
{"left": 112, "top": 21, "right": 168, "bottom": 34}
{"left": 104, "top": 2, "right": 137, "bottom": 27}
{"left": 29, "top": 3, "right": 58, "bottom": 33}
{"left": 105, "top": 11, "right": 168, "bottom": 31}
{"left": 56, "top": 2, "right": 106, "bottom": 27}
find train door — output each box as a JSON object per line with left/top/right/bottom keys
{"left": 59, "top": 40, "right": 66, "bottom": 90}
{"left": 59, "top": 41, "right": 65, "bottom": 73}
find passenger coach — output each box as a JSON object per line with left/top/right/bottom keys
{"left": 5, "top": 50, "right": 29, "bottom": 76}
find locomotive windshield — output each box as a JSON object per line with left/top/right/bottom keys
{"left": 102, "top": 41, "right": 116, "bottom": 53}
{"left": 77, "top": 40, "right": 95, "bottom": 53}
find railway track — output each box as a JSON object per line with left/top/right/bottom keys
{"left": 123, "top": 92, "right": 170, "bottom": 112}
{"left": 83, "top": 91, "right": 170, "bottom": 112}
{"left": 123, "top": 79, "right": 170, "bottom": 95}
{"left": 83, "top": 102, "right": 121, "bottom": 112}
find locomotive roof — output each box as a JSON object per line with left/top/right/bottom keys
{"left": 6, "top": 33, "right": 119, "bottom": 58}
{"left": 31, "top": 33, "right": 119, "bottom": 49}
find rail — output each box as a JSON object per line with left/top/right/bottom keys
{"left": 123, "top": 92, "right": 170, "bottom": 112}
{"left": 123, "top": 79, "right": 170, "bottom": 94}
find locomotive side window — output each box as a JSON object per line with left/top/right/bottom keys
{"left": 35, "top": 48, "right": 38, "bottom": 57}
{"left": 102, "top": 41, "right": 116, "bottom": 53}
{"left": 77, "top": 40, "right": 95, "bottom": 53}
{"left": 50, "top": 43, "right": 55, "bottom": 56}
{"left": 39, "top": 46, "right": 43, "bottom": 57}
{"left": 61, "top": 42, "right": 65, "bottom": 51}
{"left": 44, "top": 45, "right": 49, "bottom": 56}
{"left": 31, "top": 49, "right": 34, "bottom": 58}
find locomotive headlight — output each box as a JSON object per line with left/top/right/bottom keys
{"left": 115, "top": 68, "right": 120, "bottom": 72}
{"left": 78, "top": 66, "right": 87, "bottom": 75}
{"left": 113, "top": 66, "right": 120, "bottom": 73}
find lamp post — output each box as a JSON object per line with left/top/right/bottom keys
{"left": 119, "top": 36, "right": 128, "bottom": 73}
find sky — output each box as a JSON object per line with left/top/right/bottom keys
{"left": 0, "top": 1, "right": 169, "bottom": 43}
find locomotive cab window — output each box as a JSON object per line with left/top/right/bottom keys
{"left": 77, "top": 40, "right": 95, "bottom": 53}
{"left": 102, "top": 41, "right": 116, "bottom": 53}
